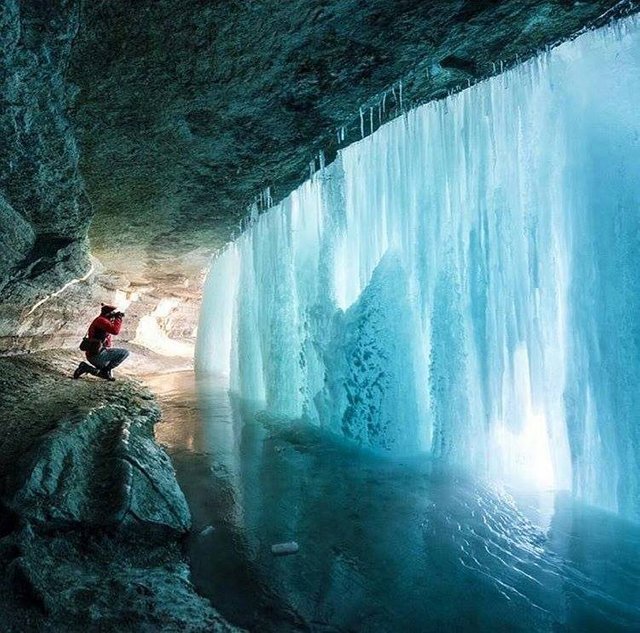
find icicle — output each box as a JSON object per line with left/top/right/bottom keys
{"left": 199, "top": 14, "right": 640, "bottom": 520}
{"left": 370, "top": 106, "right": 374, "bottom": 135}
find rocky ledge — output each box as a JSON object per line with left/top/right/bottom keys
{"left": 0, "top": 351, "right": 238, "bottom": 632}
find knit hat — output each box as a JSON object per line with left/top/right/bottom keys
{"left": 100, "top": 304, "right": 117, "bottom": 316}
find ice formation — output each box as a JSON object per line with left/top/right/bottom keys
{"left": 198, "top": 16, "right": 640, "bottom": 519}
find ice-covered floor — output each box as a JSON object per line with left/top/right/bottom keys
{"left": 148, "top": 372, "right": 640, "bottom": 633}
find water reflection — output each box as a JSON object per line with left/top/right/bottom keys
{"left": 148, "top": 372, "right": 640, "bottom": 633}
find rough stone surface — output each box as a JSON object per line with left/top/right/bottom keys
{"left": 69, "top": 0, "right": 632, "bottom": 288}
{"left": 0, "top": 0, "right": 92, "bottom": 339}
{"left": 1, "top": 528, "right": 237, "bottom": 633}
{"left": 4, "top": 403, "right": 191, "bottom": 538}
{"left": 0, "top": 352, "right": 239, "bottom": 632}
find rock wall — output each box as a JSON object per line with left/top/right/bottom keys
{"left": 0, "top": 0, "right": 92, "bottom": 348}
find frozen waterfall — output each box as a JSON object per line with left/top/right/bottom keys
{"left": 198, "top": 16, "right": 640, "bottom": 520}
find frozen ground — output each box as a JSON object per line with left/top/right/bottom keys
{"left": 149, "top": 371, "right": 640, "bottom": 633}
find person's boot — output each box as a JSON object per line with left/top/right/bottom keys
{"left": 73, "top": 362, "right": 98, "bottom": 379}
{"left": 98, "top": 365, "right": 115, "bottom": 381}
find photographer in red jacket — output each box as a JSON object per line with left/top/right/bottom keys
{"left": 73, "top": 304, "right": 130, "bottom": 381}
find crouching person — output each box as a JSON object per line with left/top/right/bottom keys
{"left": 74, "top": 304, "right": 130, "bottom": 381}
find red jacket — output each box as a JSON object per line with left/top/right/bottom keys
{"left": 86, "top": 315, "right": 123, "bottom": 356}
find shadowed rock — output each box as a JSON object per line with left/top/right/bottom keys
{"left": 0, "top": 352, "right": 241, "bottom": 632}
{"left": 4, "top": 404, "right": 190, "bottom": 539}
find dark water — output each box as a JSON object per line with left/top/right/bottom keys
{"left": 147, "top": 372, "right": 640, "bottom": 633}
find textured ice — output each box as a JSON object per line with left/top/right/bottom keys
{"left": 198, "top": 16, "right": 640, "bottom": 519}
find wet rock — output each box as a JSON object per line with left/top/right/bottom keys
{"left": 1, "top": 527, "right": 238, "bottom": 632}
{"left": 4, "top": 403, "right": 190, "bottom": 539}
{"left": 199, "top": 525, "right": 215, "bottom": 538}
{"left": 0, "top": 351, "right": 241, "bottom": 632}
{"left": 6, "top": 556, "right": 47, "bottom": 613}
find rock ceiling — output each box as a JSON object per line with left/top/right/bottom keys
{"left": 70, "top": 0, "right": 627, "bottom": 284}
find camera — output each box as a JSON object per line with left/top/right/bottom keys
{"left": 111, "top": 311, "right": 125, "bottom": 319}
